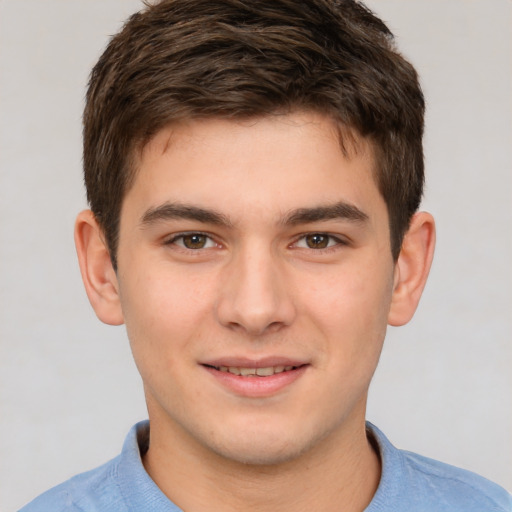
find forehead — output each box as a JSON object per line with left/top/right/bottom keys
{"left": 139, "top": 113, "right": 370, "bottom": 169}
{"left": 125, "top": 112, "right": 384, "bottom": 224}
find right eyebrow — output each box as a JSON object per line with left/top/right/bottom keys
{"left": 140, "top": 202, "right": 233, "bottom": 227}
{"left": 282, "top": 201, "right": 369, "bottom": 226}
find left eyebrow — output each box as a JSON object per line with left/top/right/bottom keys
{"left": 140, "top": 202, "right": 232, "bottom": 227}
{"left": 282, "top": 201, "right": 369, "bottom": 226}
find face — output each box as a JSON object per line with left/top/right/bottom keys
{"left": 115, "top": 112, "right": 397, "bottom": 465}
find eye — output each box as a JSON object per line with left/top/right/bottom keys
{"left": 294, "top": 233, "right": 343, "bottom": 250}
{"left": 168, "top": 233, "right": 217, "bottom": 250}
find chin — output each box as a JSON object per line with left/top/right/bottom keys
{"left": 204, "top": 423, "right": 329, "bottom": 467}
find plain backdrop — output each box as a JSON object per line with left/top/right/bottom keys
{"left": 1, "top": 0, "right": 511, "bottom": 510}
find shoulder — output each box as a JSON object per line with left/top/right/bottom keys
{"left": 367, "top": 423, "right": 512, "bottom": 512}
{"left": 18, "top": 421, "right": 172, "bottom": 512}
{"left": 400, "top": 449, "right": 512, "bottom": 511}
{"left": 18, "top": 455, "right": 127, "bottom": 512}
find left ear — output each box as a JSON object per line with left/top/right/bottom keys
{"left": 388, "top": 211, "right": 436, "bottom": 326}
{"left": 74, "top": 209, "right": 124, "bottom": 326}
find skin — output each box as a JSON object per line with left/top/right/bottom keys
{"left": 75, "top": 111, "right": 435, "bottom": 511}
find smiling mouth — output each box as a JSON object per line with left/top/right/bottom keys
{"left": 204, "top": 364, "right": 302, "bottom": 377}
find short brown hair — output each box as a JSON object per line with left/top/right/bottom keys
{"left": 83, "top": 0, "right": 424, "bottom": 267}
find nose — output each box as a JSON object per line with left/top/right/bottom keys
{"left": 215, "top": 244, "right": 296, "bottom": 336}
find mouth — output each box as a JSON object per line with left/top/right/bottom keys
{"left": 203, "top": 364, "right": 302, "bottom": 377}
{"left": 201, "top": 360, "right": 309, "bottom": 397}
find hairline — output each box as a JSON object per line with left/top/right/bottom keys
{"left": 103, "top": 109, "right": 393, "bottom": 269}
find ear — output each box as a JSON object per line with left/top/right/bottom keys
{"left": 74, "top": 210, "right": 124, "bottom": 326}
{"left": 388, "top": 211, "right": 436, "bottom": 326}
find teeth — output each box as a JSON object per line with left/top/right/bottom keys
{"left": 256, "top": 367, "right": 274, "bottom": 377}
{"left": 216, "top": 365, "right": 297, "bottom": 376}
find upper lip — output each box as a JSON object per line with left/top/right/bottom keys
{"left": 201, "top": 356, "right": 308, "bottom": 369}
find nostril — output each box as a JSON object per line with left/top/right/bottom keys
{"left": 225, "top": 319, "right": 285, "bottom": 337}
{"left": 265, "top": 321, "right": 287, "bottom": 334}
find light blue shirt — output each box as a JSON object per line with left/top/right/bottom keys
{"left": 20, "top": 421, "right": 512, "bottom": 511}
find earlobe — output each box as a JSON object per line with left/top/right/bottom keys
{"left": 388, "top": 212, "right": 436, "bottom": 326}
{"left": 74, "top": 210, "right": 124, "bottom": 326}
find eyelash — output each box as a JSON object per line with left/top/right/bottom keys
{"left": 291, "top": 233, "right": 348, "bottom": 252}
{"left": 165, "top": 232, "right": 220, "bottom": 250}
{"left": 164, "top": 231, "right": 348, "bottom": 253}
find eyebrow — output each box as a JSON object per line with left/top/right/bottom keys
{"left": 141, "top": 201, "right": 368, "bottom": 228}
{"left": 282, "top": 201, "right": 369, "bottom": 225}
{"left": 141, "top": 202, "right": 233, "bottom": 227}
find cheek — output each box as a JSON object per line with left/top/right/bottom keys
{"left": 310, "top": 265, "right": 391, "bottom": 318}
{"left": 118, "top": 272, "right": 211, "bottom": 412}
{"left": 303, "top": 263, "right": 393, "bottom": 356}
{"left": 117, "top": 266, "right": 213, "bottom": 369}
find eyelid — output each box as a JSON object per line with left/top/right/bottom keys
{"left": 165, "top": 231, "right": 221, "bottom": 249}
{"left": 291, "top": 232, "right": 349, "bottom": 250}
{"left": 163, "top": 230, "right": 349, "bottom": 251}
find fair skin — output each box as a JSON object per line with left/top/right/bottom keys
{"left": 75, "top": 111, "right": 435, "bottom": 512}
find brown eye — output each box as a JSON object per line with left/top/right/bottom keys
{"left": 181, "top": 234, "right": 209, "bottom": 249}
{"left": 305, "top": 233, "right": 330, "bottom": 249}
{"left": 167, "top": 232, "right": 219, "bottom": 252}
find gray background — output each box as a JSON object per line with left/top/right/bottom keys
{"left": 1, "top": 0, "right": 510, "bottom": 510}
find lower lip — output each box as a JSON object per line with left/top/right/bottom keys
{"left": 202, "top": 365, "right": 308, "bottom": 398}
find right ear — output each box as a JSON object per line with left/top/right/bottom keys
{"left": 74, "top": 210, "right": 124, "bottom": 325}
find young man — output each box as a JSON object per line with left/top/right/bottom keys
{"left": 20, "top": 0, "right": 511, "bottom": 510}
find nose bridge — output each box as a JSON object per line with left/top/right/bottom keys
{"left": 216, "top": 239, "right": 295, "bottom": 335}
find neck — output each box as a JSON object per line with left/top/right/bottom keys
{"left": 143, "top": 413, "right": 381, "bottom": 512}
